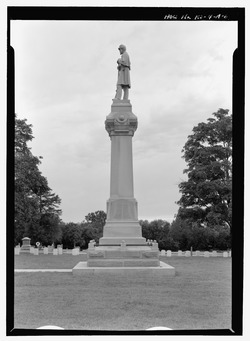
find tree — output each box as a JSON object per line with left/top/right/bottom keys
{"left": 83, "top": 210, "right": 107, "bottom": 244}
{"left": 170, "top": 216, "right": 231, "bottom": 251}
{"left": 140, "top": 219, "right": 176, "bottom": 250}
{"left": 61, "top": 222, "right": 85, "bottom": 249}
{"left": 84, "top": 210, "right": 107, "bottom": 228}
{"left": 177, "top": 109, "right": 232, "bottom": 231}
{"left": 15, "top": 115, "right": 62, "bottom": 245}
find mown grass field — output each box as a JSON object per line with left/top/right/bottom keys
{"left": 14, "top": 255, "right": 231, "bottom": 331}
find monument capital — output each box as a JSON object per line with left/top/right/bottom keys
{"left": 105, "top": 99, "right": 138, "bottom": 137}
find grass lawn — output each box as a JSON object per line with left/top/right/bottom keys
{"left": 15, "top": 252, "right": 88, "bottom": 269}
{"left": 14, "top": 255, "right": 231, "bottom": 331}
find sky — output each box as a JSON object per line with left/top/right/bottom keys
{"left": 10, "top": 19, "right": 237, "bottom": 224}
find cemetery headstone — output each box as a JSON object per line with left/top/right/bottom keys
{"left": 14, "top": 247, "right": 20, "bottom": 255}
{"left": 166, "top": 250, "right": 172, "bottom": 257}
{"left": 48, "top": 245, "right": 53, "bottom": 253}
{"left": 34, "top": 248, "right": 39, "bottom": 256}
{"left": 223, "top": 251, "right": 228, "bottom": 258}
{"left": 185, "top": 251, "right": 191, "bottom": 257}
{"left": 53, "top": 249, "right": 58, "bottom": 256}
{"left": 160, "top": 250, "right": 166, "bottom": 256}
{"left": 43, "top": 247, "right": 48, "bottom": 255}
{"left": 72, "top": 248, "right": 79, "bottom": 256}
{"left": 178, "top": 250, "right": 182, "bottom": 256}
{"left": 204, "top": 251, "right": 210, "bottom": 257}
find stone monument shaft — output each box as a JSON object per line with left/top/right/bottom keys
{"left": 110, "top": 134, "right": 134, "bottom": 199}
{"left": 99, "top": 99, "right": 146, "bottom": 245}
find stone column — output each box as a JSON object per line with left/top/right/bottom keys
{"left": 99, "top": 99, "right": 146, "bottom": 245}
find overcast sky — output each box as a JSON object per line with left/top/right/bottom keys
{"left": 11, "top": 20, "right": 237, "bottom": 223}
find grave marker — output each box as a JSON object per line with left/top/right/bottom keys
{"left": 14, "top": 247, "right": 20, "bottom": 255}
{"left": 72, "top": 248, "right": 79, "bottom": 256}
{"left": 223, "top": 251, "right": 228, "bottom": 258}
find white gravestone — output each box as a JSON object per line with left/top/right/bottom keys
{"left": 166, "top": 250, "right": 172, "bottom": 257}
{"left": 43, "top": 247, "right": 48, "bottom": 255}
{"left": 53, "top": 249, "right": 58, "bottom": 256}
{"left": 72, "top": 248, "right": 79, "bottom": 256}
{"left": 204, "top": 251, "right": 210, "bottom": 257}
{"left": 58, "top": 247, "right": 63, "bottom": 255}
{"left": 160, "top": 250, "right": 166, "bottom": 256}
{"left": 185, "top": 251, "right": 191, "bottom": 257}
{"left": 178, "top": 250, "right": 182, "bottom": 256}
{"left": 212, "top": 251, "right": 217, "bottom": 257}
{"left": 34, "top": 248, "right": 39, "bottom": 256}
{"left": 223, "top": 251, "right": 228, "bottom": 258}
{"left": 30, "top": 246, "right": 35, "bottom": 254}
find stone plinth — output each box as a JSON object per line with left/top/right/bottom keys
{"left": 72, "top": 261, "right": 175, "bottom": 277}
{"left": 99, "top": 100, "right": 146, "bottom": 246}
{"left": 86, "top": 245, "right": 160, "bottom": 268}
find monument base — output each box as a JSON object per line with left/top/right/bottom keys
{"left": 99, "top": 237, "right": 146, "bottom": 245}
{"left": 100, "top": 220, "right": 147, "bottom": 245}
{"left": 87, "top": 246, "right": 159, "bottom": 267}
{"left": 72, "top": 261, "right": 175, "bottom": 277}
{"left": 72, "top": 239, "right": 175, "bottom": 277}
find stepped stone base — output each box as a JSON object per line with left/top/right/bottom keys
{"left": 72, "top": 261, "right": 175, "bottom": 276}
{"left": 85, "top": 245, "right": 165, "bottom": 269}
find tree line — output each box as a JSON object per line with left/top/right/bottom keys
{"left": 14, "top": 108, "right": 232, "bottom": 250}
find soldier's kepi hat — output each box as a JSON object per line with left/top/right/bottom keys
{"left": 118, "top": 44, "right": 126, "bottom": 50}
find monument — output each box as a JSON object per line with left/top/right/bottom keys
{"left": 20, "top": 237, "right": 31, "bottom": 253}
{"left": 73, "top": 45, "right": 175, "bottom": 275}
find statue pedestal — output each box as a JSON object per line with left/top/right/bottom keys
{"left": 99, "top": 99, "right": 146, "bottom": 246}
